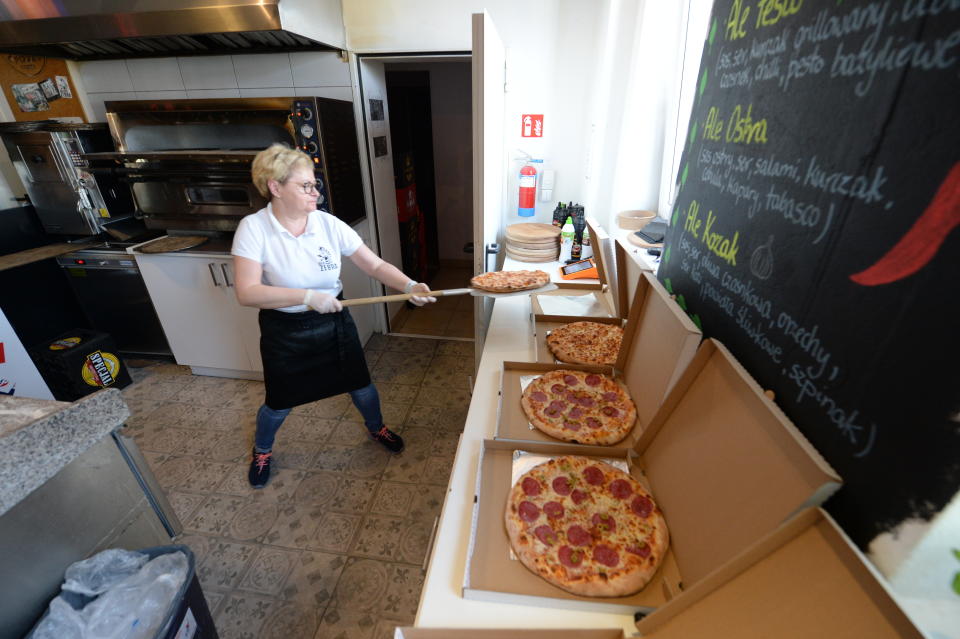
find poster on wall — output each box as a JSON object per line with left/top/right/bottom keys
{"left": 658, "top": 0, "right": 960, "bottom": 552}
{"left": 0, "top": 55, "right": 85, "bottom": 122}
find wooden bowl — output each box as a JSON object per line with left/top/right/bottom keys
{"left": 616, "top": 210, "right": 657, "bottom": 230}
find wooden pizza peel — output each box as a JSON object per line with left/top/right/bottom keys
{"left": 341, "top": 280, "right": 558, "bottom": 307}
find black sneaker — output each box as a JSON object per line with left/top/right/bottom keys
{"left": 248, "top": 448, "right": 272, "bottom": 488}
{"left": 369, "top": 426, "right": 404, "bottom": 453}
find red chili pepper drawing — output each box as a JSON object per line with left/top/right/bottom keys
{"left": 851, "top": 162, "right": 960, "bottom": 286}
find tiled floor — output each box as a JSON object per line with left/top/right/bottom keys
{"left": 120, "top": 334, "right": 474, "bottom": 639}
{"left": 390, "top": 265, "right": 474, "bottom": 338}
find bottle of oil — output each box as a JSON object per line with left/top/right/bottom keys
{"left": 559, "top": 216, "right": 574, "bottom": 262}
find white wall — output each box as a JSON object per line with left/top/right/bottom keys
{"left": 76, "top": 52, "right": 353, "bottom": 122}
{"left": 345, "top": 0, "right": 604, "bottom": 233}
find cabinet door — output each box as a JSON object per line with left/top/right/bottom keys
{"left": 135, "top": 254, "right": 253, "bottom": 372}
{"left": 218, "top": 259, "right": 264, "bottom": 372}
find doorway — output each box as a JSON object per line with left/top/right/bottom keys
{"left": 356, "top": 56, "right": 474, "bottom": 340}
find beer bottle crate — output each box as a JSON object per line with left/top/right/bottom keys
{"left": 30, "top": 329, "right": 132, "bottom": 401}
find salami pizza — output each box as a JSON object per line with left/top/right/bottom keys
{"left": 521, "top": 370, "right": 636, "bottom": 445}
{"left": 546, "top": 321, "right": 624, "bottom": 367}
{"left": 504, "top": 455, "right": 669, "bottom": 597}
{"left": 471, "top": 269, "right": 550, "bottom": 293}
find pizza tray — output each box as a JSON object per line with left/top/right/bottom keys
{"left": 341, "top": 281, "right": 558, "bottom": 307}
{"left": 136, "top": 235, "right": 209, "bottom": 253}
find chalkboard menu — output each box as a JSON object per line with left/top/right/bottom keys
{"left": 659, "top": 0, "right": 960, "bottom": 550}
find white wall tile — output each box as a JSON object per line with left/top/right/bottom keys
{"left": 86, "top": 92, "right": 137, "bottom": 122}
{"left": 78, "top": 60, "right": 133, "bottom": 93}
{"left": 290, "top": 52, "right": 351, "bottom": 87}
{"left": 127, "top": 58, "right": 184, "bottom": 91}
{"left": 178, "top": 56, "right": 238, "bottom": 90}
{"left": 232, "top": 53, "right": 293, "bottom": 88}
{"left": 238, "top": 87, "right": 297, "bottom": 98}
{"left": 294, "top": 86, "right": 354, "bottom": 102}
{"left": 134, "top": 90, "right": 189, "bottom": 101}
{"left": 186, "top": 88, "right": 242, "bottom": 99}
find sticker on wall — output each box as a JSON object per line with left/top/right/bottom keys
{"left": 521, "top": 114, "right": 544, "bottom": 138}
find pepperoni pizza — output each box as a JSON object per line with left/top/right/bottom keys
{"left": 504, "top": 455, "right": 669, "bottom": 597}
{"left": 521, "top": 370, "right": 637, "bottom": 445}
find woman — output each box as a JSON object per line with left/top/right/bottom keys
{"left": 232, "top": 143, "right": 436, "bottom": 488}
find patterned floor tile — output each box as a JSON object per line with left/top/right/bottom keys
{"left": 408, "top": 483, "right": 447, "bottom": 521}
{"left": 183, "top": 459, "right": 236, "bottom": 493}
{"left": 166, "top": 490, "right": 207, "bottom": 523}
{"left": 186, "top": 494, "right": 250, "bottom": 535}
{"left": 229, "top": 499, "right": 280, "bottom": 541}
{"left": 345, "top": 442, "right": 392, "bottom": 479}
{"left": 422, "top": 456, "right": 455, "bottom": 486}
{"left": 204, "top": 408, "right": 257, "bottom": 432}
{"left": 370, "top": 482, "right": 416, "bottom": 517}
{"left": 257, "top": 600, "right": 322, "bottom": 639}
{"left": 214, "top": 591, "right": 278, "bottom": 639}
{"left": 375, "top": 382, "right": 420, "bottom": 404}
{"left": 280, "top": 550, "right": 347, "bottom": 607}
{"left": 350, "top": 514, "right": 405, "bottom": 561}
{"left": 237, "top": 546, "right": 299, "bottom": 595}
{"left": 278, "top": 415, "right": 338, "bottom": 443}
{"left": 316, "top": 607, "right": 378, "bottom": 639}
{"left": 262, "top": 502, "right": 326, "bottom": 549}
{"left": 329, "top": 477, "right": 379, "bottom": 514}
{"left": 312, "top": 444, "right": 356, "bottom": 473}
{"left": 377, "top": 350, "right": 433, "bottom": 369}
{"left": 197, "top": 538, "right": 259, "bottom": 590}
{"left": 381, "top": 449, "right": 429, "bottom": 484}
{"left": 291, "top": 470, "right": 340, "bottom": 506}
{"left": 174, "top": 428, "right": 227, "bottom": 456}
{"left": 270, "top": 441, "right": 321, "bottom": 470}
{"left": 430, "top": 430, "right": 461, "bottom": 457}
{"left": 325, "top": 419, "right": 370, "bottom": 446}
{"left": 305, "top": 511, "right": 363, "bottom": 553}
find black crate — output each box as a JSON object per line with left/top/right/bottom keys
{"left": 30, "top": 329, "right": 132, "bottom": 401}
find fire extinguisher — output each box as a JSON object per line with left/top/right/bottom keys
{"left": 518, "top": 161, "right": 537, "bottom": 217}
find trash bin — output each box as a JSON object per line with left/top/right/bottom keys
{"left": 29, "top": 328, "right": 132, "bottom": 400}
{"left": 27, "top": 545, "right": 218, "bottom": 639}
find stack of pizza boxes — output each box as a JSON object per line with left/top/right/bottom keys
{"left": 406, "top": 507, "right": 923, "bottom": 636}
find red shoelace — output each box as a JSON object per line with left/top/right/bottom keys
{"left": 373, "top": 426, "right": 395, "bottom": 440}
{"left": 253, "top": 451, "right": 272, "bottom": 471}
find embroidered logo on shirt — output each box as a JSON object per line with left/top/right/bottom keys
{"left": 317, "top": 246, "right": 338, "bottom": 271}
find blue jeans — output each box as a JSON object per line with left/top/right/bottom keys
{"left": 253, "top": 382, "right": 385, "bottom": 452}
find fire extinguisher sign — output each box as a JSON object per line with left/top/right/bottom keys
{"left": 521, "top": 114, "right": 543, "bottom": 138}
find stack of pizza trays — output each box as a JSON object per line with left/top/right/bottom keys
{"left": 505, "top": 223, "right": 560, "bottom": 262}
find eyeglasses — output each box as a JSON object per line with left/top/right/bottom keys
{"left": 296, "top": 181, "right": 322, "bottom": 194}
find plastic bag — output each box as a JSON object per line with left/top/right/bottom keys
{"left": 63, "top": 549, "right": 149, "bottom": 596}
{"left": 29, "top": 550, "right": 189, "bottom": 639}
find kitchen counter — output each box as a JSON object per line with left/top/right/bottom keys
{"left": 0, "top": 388, "right": 129, "bottom": 516}
{"left": 415, "top": 268, "right": 637, "bottom": 633}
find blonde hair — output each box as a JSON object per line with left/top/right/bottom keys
{"left": 251, "top": 143, "right": 312, "bottom": 198}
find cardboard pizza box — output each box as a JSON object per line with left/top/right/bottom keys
{"left": 504, "top": 272, "right": 701, "bottom": 449}
{"left": 531, "top": 218, "right": 617, "bottom": 319}
{"left": 613, "top": 235, "right": 655, "bottom": 317}
{"left": 634, "top": 508, "right": 923, "bottom": 638}
{"left": 466, "top": 339, "right": 841, "bottom": 614}
{"left": 395, "top": 630, "right": 625, "bottom": 639}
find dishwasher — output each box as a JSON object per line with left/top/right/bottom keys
{"left": 57, "top": 243, "right": 173, "bottom": 357}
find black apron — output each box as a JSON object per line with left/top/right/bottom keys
{"left": 259, "top": 303, "right": 371, "bottom": 410}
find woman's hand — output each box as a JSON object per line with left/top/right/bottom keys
{"left": 304, "top": 290, "right": 342, "bottom": 313}
{"left": 407, "top": 282, "right": 437, "bottom": 306}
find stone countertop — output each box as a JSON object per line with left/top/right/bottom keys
{"left": 0, "top": 389, "right": 130, "bottom": 517}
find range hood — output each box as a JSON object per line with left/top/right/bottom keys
{"left": 0, "top": 0, "right": 345, "bottom": 60}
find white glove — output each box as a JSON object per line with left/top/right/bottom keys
{"left": 405, "top": 281, "right": 437, "bottom": 306}
{"left": 304, "top": 289, "right": 342, "bottom": 313}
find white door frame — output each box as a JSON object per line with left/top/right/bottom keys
{"left": 350, "top": 52, "right": 471, "bottom": 335}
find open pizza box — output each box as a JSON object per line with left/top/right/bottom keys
{"left": 409, "top": 509, "right": 921, "bottom": 637}
{"left": 530, "top": 218, "right": 617, "bottom": 319}
{"left": 503, "top": 272, "right": 701, "bottom": 450}
{"left": 466, "top": 339, "right": 842, "bottom": 615}
{"left": 613, "top": 235, "right": 656, "bottom": 315}
{"left": 633, "top": 506, "right": 923, "bottom": 637}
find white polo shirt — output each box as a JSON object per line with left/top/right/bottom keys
{"left": 231, "top": 203, "right": 363, "bottom": 312}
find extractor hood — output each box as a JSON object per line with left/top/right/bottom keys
{"left": 0, "top": 0, "right": 346, "bottom": 60}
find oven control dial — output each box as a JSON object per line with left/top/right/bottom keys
{"left": 299, "top": 106, "right": 313, "bottom": 121}
{"left": 305, "top": 141, "right": 319, "bottom": 154}
{"left": 300, "top": 123, "right": 315, "bottom": 139}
